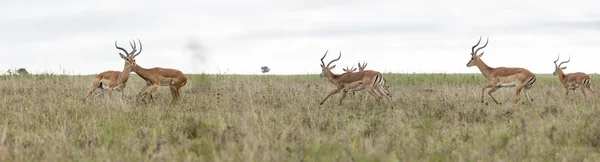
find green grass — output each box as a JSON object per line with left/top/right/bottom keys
{"left": 0, "top": 73, "right": 599, "bottom": 161}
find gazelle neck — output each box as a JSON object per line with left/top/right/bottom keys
{"left": 476, "top": 58, "right": 494, "bottom": 79}
{"left": 556, "top": 69, "right": 566, "bottom": 83}
{"left": 324, "top": 70, "right": 343, "bottom": 85}
{"left": 118, "top": 64, "right": 133, "bottom": 84}
{"left": 132, "top": 64, "right": 151, "bottom": 81}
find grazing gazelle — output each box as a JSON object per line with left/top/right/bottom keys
{"left": 319, "top": 50, "right": 391, "bottom": 106}
{"left": 466, "top": 37, "right": 536, "bottom": 104}
{"left": 86, "top": 40, "right": 139, "bottom": 99}
{"left": 553, "top": 55, "right": 593, "bottom": 97}
{"left": 126, "top": 39, "right": 188, "bottom": 104}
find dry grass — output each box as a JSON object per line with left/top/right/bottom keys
{"left": 0, "top": 73, "right": 600, "bottom": 161}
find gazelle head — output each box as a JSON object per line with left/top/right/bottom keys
{"left": 358, "top": 61, "right": 368, "bottom": 71}
{"left": 343, "top": 65, "right": 357, "bottom": 73}
{"left": 553, "top": 55, "right": 570, "bottom": 76}
{"left": 319, "top": 50, "right": 341, "bottom": 78}
{"left": 115, "top": 39, "right": 142, "bottom": 69}
{"left": 466, "top": 36, "right": 489, "bottom": 67}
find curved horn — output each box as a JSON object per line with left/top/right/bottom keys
{"left": 115, "top": 40, "right": 130, "bottom": 55}
{"left": 133, "top": 39, "right": 142, "bottom": 57}
{"left": 471, "top": 36, "right": 482, "bottom": 54}
{"left": 326, "top": 51, "right": 341, "bottom": 67}
{"left": 473, "top": 37, "right": 489, "bottom": 54}
{"left": 558, "top": 55, "right": 570, "bottom": 67}
{"left": 129, "top": 39, "right": 137, "bottom": 54}
{"left": 553, "top": 54, "right": 560, "bottom": 66}
{"left": 320, "top": 49, "right": 329, "bottom": 66}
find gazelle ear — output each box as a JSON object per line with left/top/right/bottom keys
{"left": 329, "top": 65, "right": 336, "bottom": 69}
{"left": 561, "top": 67, "right": 567, "bottom": 70}
{"left": 478, "top": 52, "right": 485, "bottom": 57}
{"left": 119, "top": 53, "right": 127, "bottom": 59}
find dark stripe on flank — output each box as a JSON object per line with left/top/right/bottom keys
{"left": 373, "top": 74, "right": 381, "bottom": 88}
{"left": 525, "top": 77, "right": 536, "bottom": 89}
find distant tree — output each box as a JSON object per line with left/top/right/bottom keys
{"left": 17, "top": 68, "right": 29, "bottom": 75}
{"left": 261, "top": 66, "right": 270, "bottom": 73}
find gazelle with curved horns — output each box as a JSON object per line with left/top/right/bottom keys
{"left": 319, "top": 50, "right": 391, "bottom": 106}
{"left": 125, "top": 40, "right": 188, "bottom": 104}
{"left": 86, "top": 40, "right": 141, "bottom": 99}
{"left": 553, "top": 55, "right": 594, "bottom": 97}
{"left": 466, "top": 37, "right": 536, "bottom": 104}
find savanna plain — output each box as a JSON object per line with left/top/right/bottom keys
{"left": 0, "top": 73, "right": 600, "bottom": 161}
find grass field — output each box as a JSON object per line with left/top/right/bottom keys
{"left": 0, "top": 73, "right": 600, "bottom": 161}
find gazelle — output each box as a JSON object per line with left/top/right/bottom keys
{"left": 341, "top": 62, "right": 389, "bottom": 96}
{"left": 358, "top": 62, "right": 367, "bottom": 71}
{"left": 126, "top": 40, "right": 188, "bottom": 104}
{"left": 342, "top": 65, "right": 357, "bottom": 73}
{"left": 466, "top": 37, "right": 536, "bottom": 104}
{"left": 319, "top": 50, "right": 391, "bottom": 106}
{"left": 341, "top": 65, "right": 362, "bottom": 96}
{"left": 357, "top": 61, "right": 390, "bottom": 95}
{"left": 86, "top": 40, "right": 139, "bottom": 99}
{"left": 553, "top": 55, "right": 593, "bottom": 97}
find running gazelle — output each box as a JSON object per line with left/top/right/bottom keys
{"left": 466, "top": 37, "right": 536, "bottom": 104}
{"left": 319, "top": 50, "right": 391, "bottom": 106}
{"left": 553, "top": 55, "right": 593, "bottom": 97}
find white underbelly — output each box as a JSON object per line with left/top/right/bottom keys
{"left": 159, "top": 78, "right": 174, "bottom": 86}
{"left": 344, "top": 81, "right": 365, "bottom": 92}
{"left": 346, "top": 85, "right": 365, "bottom": 92}
{"left": 100, "top": 79, "right": 111, "bottom": 89}
{"left": 497, "top": 81, "right": 517, "bottom": 87}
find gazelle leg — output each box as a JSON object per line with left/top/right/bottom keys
{"left": 175, "top": 85, "right": 182, "bottom": 101}
{"left": 338, "top": 90, "right": 348, "bottom": 106}
{"left": 108, "top": 89, "right": 114, "bottom": 99}
{"left": 376, "top": 85, "right": 392, "bottom": 103}
{"left": 523, "top": 88, "right": 533, "bottom": 103}
{"left": 320, "top": 87, "right": 342, "bottom": 105}
{"left": 587, "top": 85, "right": 594, "bottom": 93}
{"left": 175, "top": 87, "right": 181, "bottom": 101}
{"left": 513, "top": 85, "right": 524, "bottom": 104}
{"left": 169, "top": 85, "right": 176, "bottom": 101}
{"left": 121, "top": 89, "right": 125, "bottom": 100}
{"left": 138, "top": 83, "right": 151, "bottom": 96}
{"left": 149, "top": 84, "right": 159, "bottom": 100}
{"left": 481, "top": 83, "right": 497, "bottom": 103}
{"left": 487, "top": 86, "right": 502, "bottom": 104}
{"left": 86, "top": 78, "right": 101, "bottom": 98}
{"left": 365, "top": 87, "right": 381, "bottom": 106}
{"left": 581, "top": 87, "right": 587, "bottom": 98}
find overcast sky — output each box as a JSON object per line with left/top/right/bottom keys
{"left": 1, "top": 0, "right": 599, "bottom": 75}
